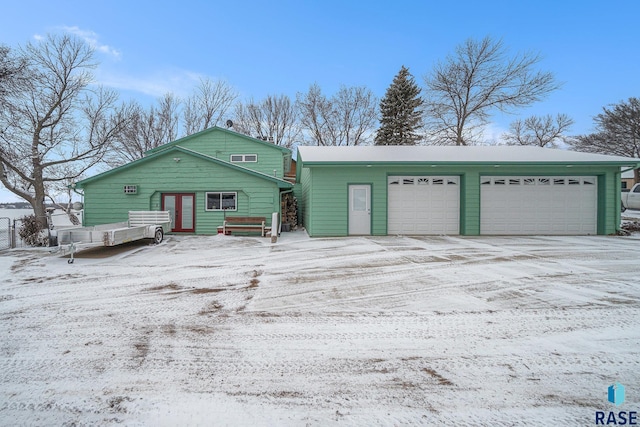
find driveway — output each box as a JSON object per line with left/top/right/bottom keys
{"left": 1, "top": 232, "right": 639, "bottom": 425}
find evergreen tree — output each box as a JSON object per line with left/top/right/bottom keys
{"left": 375, "top": 66, "right": 423, "bottom": 145}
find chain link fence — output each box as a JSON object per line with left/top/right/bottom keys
{"left": 0, "top": 211, "right": 80, "bottom": 250}
{"left": 3, "top": 216, "right": 38, "bottom": 249}
{"left": 0, "top": 217, "right": 10, "bottom": 250}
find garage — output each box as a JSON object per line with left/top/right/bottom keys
{"left": 480, "top": 176, "right": 598, "bottom": 235}
{"left": 297, "top": 145, "right": 637, "bottom": 237}
{"left": 388, "top": 175, "right": 460, "bottom": 234}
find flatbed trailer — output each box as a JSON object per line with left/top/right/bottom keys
{"left": 57, "top": 211, "right": 171, "bottom": 263}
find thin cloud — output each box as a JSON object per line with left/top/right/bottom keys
{"left": 60, "top": 26, "right": 121, "bottom": 59}
{"left": 96, "top": 68, "right": 205, "bottom": 98}
{"left": 482, "top": 122, "right": 510, "bottom": 145}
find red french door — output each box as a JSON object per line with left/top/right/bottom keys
{"left": 162, "top": 193, "right": 195, "bottom": 232}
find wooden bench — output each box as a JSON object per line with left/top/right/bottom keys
{"left": 221, "top": 216, "right": 270, "bottom": 237}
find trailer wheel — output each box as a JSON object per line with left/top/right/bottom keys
{"left": 153, "top": 228, "right": 164, "bottom": 244}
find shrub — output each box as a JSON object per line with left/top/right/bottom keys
{"left": 18, "top": 214, "right": 49, "bottom": 246}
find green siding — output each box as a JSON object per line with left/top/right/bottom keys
{"left": 461, "top": 172, "right": 480, "bottom": 235}
{"left": 300, "top": 163, "right": 625, "bottom": 237}
{"left": 148, "top": 127, "right": 291, "bottom": 178}
{"left": 82, "top": 150, "right": 281, "bottom": 233}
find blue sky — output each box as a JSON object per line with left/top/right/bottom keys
{"left": 1, "top": 0, "right": 639, "bottom": 203}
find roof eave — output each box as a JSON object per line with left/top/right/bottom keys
{"left": 300, "top": 160, "right": 640, "bottom": 167}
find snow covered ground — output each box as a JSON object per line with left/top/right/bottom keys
{"left": 1, "top": 229, "right": 639, "bottom": 426}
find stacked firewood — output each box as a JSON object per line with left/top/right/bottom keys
{"left": 281, "top": 193, "right": 298, "bottom": 228}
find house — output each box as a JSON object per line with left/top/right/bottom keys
{"left": 621, "top": 168, "right": 637, "bottom": 190}
{"left": 296, "top": 145, "right": 640, "bottom": 236}
{"left": 73, "top": 127, "right": 293, "bottom": 234}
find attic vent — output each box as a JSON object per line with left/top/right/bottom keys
{"left": 124, "top": 185, "right": 138, "bottom": 194}
{"left": 230, "top": 154, "right": 258, "bottom": 163}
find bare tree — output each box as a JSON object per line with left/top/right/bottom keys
{"left": 0, "top": 45, "right": 29, "bottom": 110}
{"left": 296, "top": 84, "right": 334, "bottom": 146}
{"left": 182, "top": 77, "right": 237, "bottom": 135}
{"left": 232, "top": 94, "right": 301, "bottom": 148}
{"left": 424, "top": 36, "right": 559, "bottom": 145}
{"left": 106, "top": 93, "right": 180, "bottom": 166}
{"left": 0, "top": 34, "right": 130, "bottom": 227}
{"left": 297, "top": 84, "right": 378, "bottom": 146}
{"left": 502, "top": 114, "right": 574, "bottom": 148}
{"left": 570, "top": 97, "right": 640, "bottom": 182}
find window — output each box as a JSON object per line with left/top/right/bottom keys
{"left": 417, "top": 178, "right": 429, "bottom": 185}
{"left": 230, "top": 154, "right": 258, "bottom": 162}
{"left": 493, "top": 179, "right": 506, "bottom": 185}
{"left": 554, "top": 178, "right": 566, "bottom": 185}
{"left": 352, "top": 188, "right": 367, "bottom": 211}
{"left": 509, "top": 178, "right": 521, "bottom": 185}
{"left": 206, "top": 192, "right": 237, "bottom": 211}
{"left": 524, "top": 178, "right": 536, "bottom": 185}
{"left": 537, "top": 178, "right": 550, "bottom": 185}
{"left": 403, "top": 178, "right": 414, "bottom": 185}
{"left": 634, "top": 185, "right": 640, "bottom": 194}
{"left": 432, "top": 178, "right": 444, "bottom": 185}
{"left": 124, "top": 185, "right": 137, "bottom": 194}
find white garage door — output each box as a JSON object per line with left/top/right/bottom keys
{"left": 388, "top": 176, "right": 460, "bottom": 235}
{"left": 480, "top": 176, "right": 597, "bottom": 235}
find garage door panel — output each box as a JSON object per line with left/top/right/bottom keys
{"left": 388, "top": 176, "right": 460, "bottom": 235}
{"left": 481, "top": 176, "right": 597, "bottom": 235}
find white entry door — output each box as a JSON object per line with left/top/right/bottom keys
{"left": 349, "top": 184, "right": 371, "bottom": 235}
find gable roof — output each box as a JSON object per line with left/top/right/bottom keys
{"left": 297, "top": 145, "right": 640, "bottom": 167}
{"left": 145, "top": 126, "right": 291, "bottom": 156}
{"left": 75, "top": 146, "right": 293, "bottom": 189}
